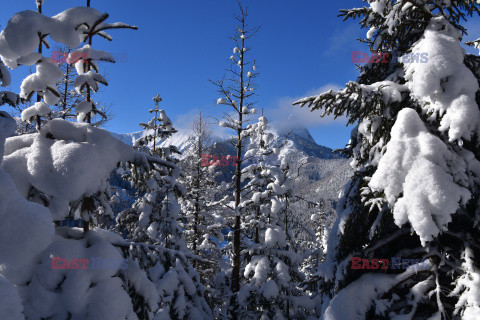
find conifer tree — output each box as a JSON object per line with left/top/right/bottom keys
{"left": 300, "top": 211, "right": 328, "bottom": 303}
{"left": 179, "top": 112, "right": 226, "bottom": 265}
{"left": 68, "top": 0, "right": 137, "bottom": 232}
{"left": 136, "top": 94, "right": 178, "bottom": 155}
{"left": 237, "top": 115, "right": 315, "bottom": 319}
{"left": 117, "top": 97, "right": 213, "bottom": 320}
{"left": 211, "top": 3, "right": 259, "bottom": 315}
{"left": 294, "top": 1, "right": 480, "bottom": 318}
{"left": 118, "top": 95, "right": 184, "bottom": 249}
{"left": 240, "top": 115, "right": 276, "bottom": 244}
{"left": 178, "top": 112, "right": 229, "bottom": 310}
{"left": 0, "top": 0, "right": 138, "bottom": 231}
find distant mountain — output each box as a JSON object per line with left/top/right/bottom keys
{"left": 110, "top": 129, "right": 193, "bottom": 152}
{"left": 273, "top": 125, "right": 343, "bottom": 160}
{"left": 110, "top": 121, "right": 353, "bottom": 236}
{"left": 111, "top": 121, "right": 342, "bottom": 160}
{"left": 109, "top": 131, "right": 142, "bottom": 146}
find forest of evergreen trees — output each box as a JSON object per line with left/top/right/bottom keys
{"left": 1, "top": 1, "right": 480, "bottom": 319}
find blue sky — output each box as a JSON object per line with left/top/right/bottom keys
{"left": 1, "top": 0, "right": 480, "bottom": 149}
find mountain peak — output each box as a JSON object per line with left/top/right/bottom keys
{"left": 111, "top": 119, "right": 341, "bottom": 160}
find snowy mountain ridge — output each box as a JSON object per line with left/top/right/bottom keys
{"left": 111, "top": 122, "right": 352, "bottom": 235}
{"left": 111, "top": 121, "right": 342, "bottom": 160}
{"left": 110, "top": 129, "right": 194, "bottom": 152}
{"left": 109, "top": 121, "right": 352, "bottom": 257}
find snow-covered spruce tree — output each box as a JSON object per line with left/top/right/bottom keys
{"left": 211, "top": 3, "right": 259, "bottom": 315}
{"left": 0, "top": 118, "right": 201, "bottom": 318}
{"left": 240, "top": 115, "right": 276, "bottom": 244}
{"left": 68, "top": 1, "right": 136, "bottom": 231}
{"left": 116, "top": 98, "right": 213, "bottom": 319}
{"left": 300, "top": 211, "right": 329, "bottom": 298}
{"left": 136, "top": 94, "right": 179, "bottom": 156}
{"left": 294, "top": 1, "right": 480, "bottom": 319}
{"left": 0, "top": 7, "right": 167, "bottom": 318}
{"left": 235, "top": 114, "right": 315, "bottom": 319}
{"left": 118, "top": 95, "right": 185, "bottom": 249}
{"left": 241, "top": 121, "right": 300, "bottom": 250}
{"left": 117, "top": 240, "right": 213, "bottom": 320}
{"left": 178, "top": 112, "right": 228, "bottom": 293}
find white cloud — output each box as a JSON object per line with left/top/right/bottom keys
{"left": 172, "top": 109, "right": 199, "bottom": 131}
{"left": 325, "top": 23, "right": 363, "bottom": 56}
{"left": 172, "top": 107, "right": 230, "bottom": 138}
{"left": 267, "top": 83, "right": 348, "bottom": 129}
{"left": 170, "top": 84, "right": 349, "bottom": 137}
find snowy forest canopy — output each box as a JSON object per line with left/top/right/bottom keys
{"left": 1, "top": 1, "right": 480, "bottom": 320}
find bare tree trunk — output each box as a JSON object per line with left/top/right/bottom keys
{"left": 86, "top": 35, "right": 93, "bottom": 125}
{"left": 83, "top": 1, "right": 93, "bottom": 232}
{"left": 232, "top": 122, "right": 242, "bottom": 293}
{"left": 231, "top": 18, "right": 248, "bottom": 320}
{"left": 62, "top": 49, "right": 72, "bottom": 120}
{"left": 193, "top": 116, "right": 202, "bottom": 263}
{"left": 231, "top": 10, "right": 247, "bottom": 297}
{"left": 36, "top": 2, "right": 43, "bottom": 131}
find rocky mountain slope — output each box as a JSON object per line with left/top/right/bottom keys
{"left": 112, "top": 121, "right": 352, "bottom": 230}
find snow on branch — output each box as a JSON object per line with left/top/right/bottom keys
{"left": 2, "top": 119, "right": 176, "bottom": 221}
{"left": 369, "top": 108, "right": 472, "bottom": 245}
{"left": 0, "top": 8, "right": 136, "bottom": 68}
{"left": 74, "top": 71, "right": 108, "bottom": 93}
{"left": 293, "top": 81, "right": 407, "bottom": 125}
{"left": 68, "top": 45, "right": 115, "bottom": 65}
{"left": 21, "top": 101, "right": 50, "bottom": 123}
{"left": 404, "top": 16, "right": 480, "bottom": 142}
{"left": 0, "top": 62, "right": 11, "bottom": 87}
{"left": 20, "top": 58, "right": 63, "bottom": 104}
{"left": 0, "top": 91, "right": 21, "bottom": 107}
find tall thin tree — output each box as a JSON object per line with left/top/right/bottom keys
{"left": 211, "top": 3, "right": 259, "bottom": 314}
